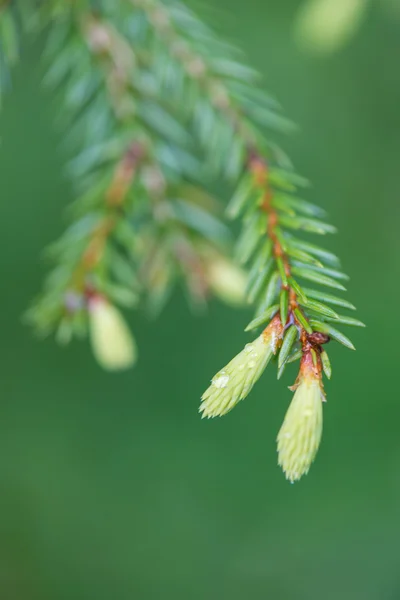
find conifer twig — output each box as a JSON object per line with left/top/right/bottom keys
{"left": 0, "top": 0, "right": 363, "bottom": 480}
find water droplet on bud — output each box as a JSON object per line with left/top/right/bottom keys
{"left": 212, "top": 371, "right": 230, "bottom": 389}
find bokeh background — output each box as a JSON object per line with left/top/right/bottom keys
{"left": 1, "top": 1, "right": 399, "bottom": 598}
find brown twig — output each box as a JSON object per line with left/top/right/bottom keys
{"left": 70, "top": 142, "right": 145, "bottom": 294}
{"left": 247, "top": 152, "right": 314, "bottom": 342}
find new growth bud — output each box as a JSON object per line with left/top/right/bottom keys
{"left": 200, "top": 315, "right": 283, "bottom": 418}
{"left": 277, "top": 351, "right": 325, "bottom": 482}
{"left": 206, "top": 256, "right": 247, "bottom": 307}
{"left": 88, "top": 296, "right": 137, "bottom": 371}
{"left": 295, "top": 0, "right": 368, "bottom": 55}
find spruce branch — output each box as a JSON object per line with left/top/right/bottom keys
{"left": 24, "top": 0, "right": 245, "bottom": 367}
{"left": 202, "top": 132, "right": 364, "bottom": 480}
{"left": 0, "top": 1, "right": 363, "bottom": 481}
{"left": 133, "top": 0, "right": 294, "bottom": 179}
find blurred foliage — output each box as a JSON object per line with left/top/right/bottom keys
{"left": 19, "top": 0, "right": 258, "bottom": 355}
{"left": 1, "top": 0, "right": 400, "bottom": 598}
{"left": 294, "top": 0, "right": 400, "bottom": 55}
{"left": 294, "top": 0, "right": 369, "bottom": 55}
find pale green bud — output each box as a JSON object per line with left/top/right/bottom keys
{"left": 206, "top": 257, "right": 247, "bottom": 307}
{"left": 89, "top": 297, "right": 137, "bottom": 371}
{"left": 200, "top": 316, "right": 283, "bottom": 418}
{"left": 295, "top": 0, "right": 368, "bottom": 55}
{"left": 277, "top": 364, "right": 325, "bottom": 483}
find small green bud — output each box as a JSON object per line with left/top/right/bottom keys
{"left": 200, "top": 315, "right": 283, "bottom": 418}
{"left": 206, "top": 256, "right": 247, "bottom": 307}
{"left": 295, "top": 0, "right": 368, "bottom": 55}
{"left": 277, "top": 357, "right": 325, "bottom": 482}
{"left": 89, "top": 297, "right": 137, "bottom": 371}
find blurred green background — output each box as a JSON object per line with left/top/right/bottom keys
{"left": 1, "top": 1, "right": 399, "bottom": 598}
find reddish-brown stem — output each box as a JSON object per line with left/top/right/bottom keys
{"left": 136, "top": 0, "right": 257, "bottom": 149}
{"left": 83, "top": 14, "right": 135, "bottom": 120}
{"left": 248, "top": 153, "right": 310, "bottom": 331}
{"left": 300, "top": 346, "right": 323, "bottom": 380}
{"left": 70, "top": 143, "right": 144, "bottom": 297}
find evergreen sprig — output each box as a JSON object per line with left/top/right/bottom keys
{"left": 201, "top": 142, "right": 364, "bottom": 480}
{"left": 19, "top": 1, "right": 247, "bottom": 350}
{"left": 1, "top": 0, "right": 363, "bottom": 481}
